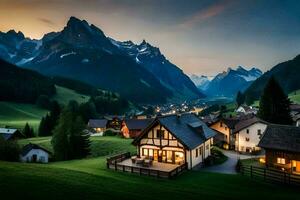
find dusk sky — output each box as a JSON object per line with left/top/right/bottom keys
{"left": 1, "top": 0, "right": 300, "bottom": 76}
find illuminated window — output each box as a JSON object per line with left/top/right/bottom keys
{"left": 277, "top": 157, "right": 286, "bottom": 165}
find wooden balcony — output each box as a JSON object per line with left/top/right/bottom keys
{"left": 106, "top": 152, "right": 187, "bottom": 178}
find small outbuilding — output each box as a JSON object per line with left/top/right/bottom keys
{"left": 0, "top": 128, "right": 24, "bottom": 140}
{"left": 20, "top": 143, "right": 51, "bottom": 163}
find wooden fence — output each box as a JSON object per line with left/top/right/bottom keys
{"left": 106, "top": 152, "right": 188, "bottom": 179}
{"left": 240, "top": 164, "right": 300, "bottom": 186}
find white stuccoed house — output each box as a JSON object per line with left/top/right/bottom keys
{"left": 20, "top": 143, "right": 52, "bottom": 163}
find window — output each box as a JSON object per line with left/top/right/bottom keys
{"left": 246, "top": 129, "right": 249, "bottom": 134}
{"left": 257, "top": 129, "right": 261, "bottom": 135}
{"left": 277, "top": 157, "right": 286, "bottom": 165}
{"left": 196, "top": 149, "right": 198, "bottom": 157}
{"left": 206, "top": 144, "right": 209, "bottom": 150}
{"left": 156, "top": 130, "right": 165, "bottom": 138}
{"left": 220, "top": 122, "right": 223, "bottom": 127}
{"left": 199, "top": 147, "right": 202, "bottom": 155}
{"left": 225, "top": 127, "right": 227, "bottom": 131}
{"left": 246, "top": 137, "right": 250, "bottom": 142}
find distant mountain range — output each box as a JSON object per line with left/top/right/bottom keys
{"left": 0, "top": 16, "right": 204, "bottom": 104}
{"left": 244, "top": 55, "right": 300, "bottom": 103}
{"left": 191, "top": 66, "right": 262, "bottom": 98}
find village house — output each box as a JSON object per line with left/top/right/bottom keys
{"left": 209, "top": 117, "right": 239, "bottom": 146}
{"left": 87, "top": 119, "right": 108, "bottom": 135}
{"left": 132, "top": 113, "right": 216, "bottom": 169}
{"left": 290, "top": 104, "right": 300, "bottom": 127}
{"left": 121, "top": 118, "right": 154, "bottom": 138}
{"left": 20, "top": 143, "right": 51, "bottom": 163}
{"left": 235, "top": 105, "right": 258, "bottom": 115}
{"left": 104, "top": 115, "right": 125, "bottom": 130}
{"left": 0, "top": 128, "right": 24, "bottom": 140}
{"left": 258, "top": 124, "right": 300, "bottom": 174}
{"left": 232, "top": 117, "right": 268, "bottom": 153}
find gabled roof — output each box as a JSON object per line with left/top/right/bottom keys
{"left": 133, "top": 113, "right": 216, "bottom": 150}
{"left": 21, "top": 143, "right": 52, "bottom": 156}
{"left": 0, "top": 128, "right": 22, "bottom": 140}
{"left": 232, "top": 117, "right": 268, "bottom": 134}
{"left": 88, "top": 119, "right": 108, "bottom": 128}
{"left": 124, "top": 118, "right": 154, "bottom": 130}
{"left": 258, "top": 124, "right": 300, "bottom": 153}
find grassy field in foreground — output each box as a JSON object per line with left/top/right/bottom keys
{"left": 0, "top": 156, "right": 299, "bottom": 200}
{"left": 1, "top": 136, "right": 299, "bottom": 199}
{"left": 18, "top": 136, "right": 136, "bottom": 157}
{"left": 0, "top": 101, "right": 48, "bottom": 132}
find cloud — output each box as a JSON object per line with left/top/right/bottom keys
{"left": 180, "top": 0, "right": 233, "bottom": 28}
{"left": 38, "top": 18, "right": 55, "bottom": 26}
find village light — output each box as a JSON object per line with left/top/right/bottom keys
{"left": 259, "top": 157, "right": 266, "bottom": 164}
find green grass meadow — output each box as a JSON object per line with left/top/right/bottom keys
{"left": 52, "top": 85, "right": 89, "bottom": 105}
{"left": 0, "top": 101, "right": 48, "bottom": 132}
{"left": 1, "top": 136, "right": 300, "bottom": 200}
{"left": 0, "top": 85, "right": 90, "bottom": 132}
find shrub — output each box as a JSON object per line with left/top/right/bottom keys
{"left": 103, "top": 129, "right": 118, "bottom": 136}
{"left": 0, "top": 138, "right": 21, "bottom": 162}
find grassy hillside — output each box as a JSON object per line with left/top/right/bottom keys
{"left": 18, "top": 136, "right": 136, "bottom": 157}
{"left": 0, "top": 85, "right": 90, "bottom": 132}
{"left": 0, "top": 157, "right": 298, "bottom": 200}
{"left": 52, "top": 85, "right": 89, "bottom": 105}
{"left": 0, "top": 101, "right": 47, "bottom": 132}
{"left": 289, "top": 90, "right": 300, "bottom": 104}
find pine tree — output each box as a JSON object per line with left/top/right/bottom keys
{"left": 51, "top": 110, "right": 72, "bottom": 161}
{"left": 258, "top": 76, "right": 293, "bottom": 125}
{"left": 69, "top": 116, "right": 91, "bottom": 159}
{"left": 236, "top": 91, "right": 245, "bottom": 107}
{"left": 38, "top": 101, "right": 61, "bottom": 137}
{"left": 51, "top": 101, "right": 90, "bottom": 161}
{"left": 22, "top": 123, "right": 35, "bottom": 138}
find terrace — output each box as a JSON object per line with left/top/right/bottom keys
{"left": 106, "top": 152, "right": 187, "bottom": 178}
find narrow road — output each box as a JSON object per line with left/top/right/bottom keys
{"left": 199, "top": 150, "right": 260, "bottom": 174}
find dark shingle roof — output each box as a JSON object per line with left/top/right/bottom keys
{"left": 134, "top": 113, "right": 216, "bottom": 149}
{"left": 21, "top": 143, "right": 52, "bottom": 156}
{"left": 232, "top": 117, "right": 268, "bottom": 134}
{"left": 124, "top": 118, "right": 154, "bottom": 130}
{"left": 88, "top": 119, "right": 108, "bottom": 128}
{"left": 258, "top": 124, "right": 300, "bottom": 153}
{"left": 0, "top": 128, "right": 21, "bottom": 140}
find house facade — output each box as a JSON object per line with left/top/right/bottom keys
{"left": 258, "top": 125, "right": 300, "bottom": 174}
{"left": 88, "top": 119, "right": 108, "bottom": 134}
{"left": 232, "top": 117, "right": 268, "bottom": 153}
{"left": 121, "top": 118, "right": 153, "bottom": 138}
{"left": 209, "top": 118, "right": 239, "bottom": 145}
{"left": 133, "top": 114, "right": 216, "bottom": 169}
{"left": 20, "top": 144, "right": 51, "bottom": 163}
